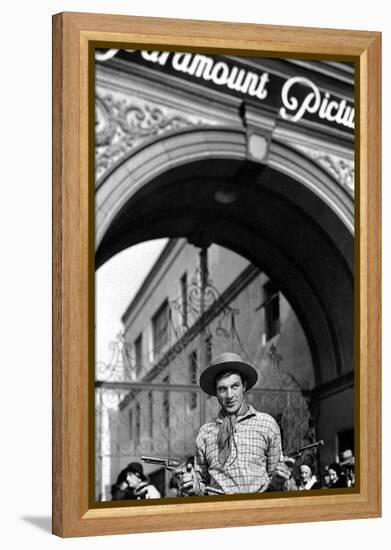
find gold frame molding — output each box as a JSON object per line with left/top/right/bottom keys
{"left": 52, "top": 11, "right": 381, "bottom": 537}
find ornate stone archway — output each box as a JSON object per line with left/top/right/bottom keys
{"left": 95, "top": 126, "right": 353, "bottom": 401}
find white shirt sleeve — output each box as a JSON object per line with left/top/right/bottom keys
{"left": 146, "top": 484, "right": 161, "bottom": 499}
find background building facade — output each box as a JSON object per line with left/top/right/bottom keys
{"left": 114, "top": 240, "right": 319, "bottom": 497}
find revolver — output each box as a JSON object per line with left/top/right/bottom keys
{"left": 288, "top": 439, "right": 325, "bottom": 459}
{"left": 141, "top": 456, "right": 225, "bottom": 496}
{"left": 141, "top": 455, "right": 185, "bottom": 473}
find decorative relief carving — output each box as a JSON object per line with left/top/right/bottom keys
{"left": 95, "top": 93, "right": 207, "bottom": 180}
{"left": 292, "top": 144, "right": 354, "bottom": 195}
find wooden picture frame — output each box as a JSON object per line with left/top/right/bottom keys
{"left": 52, "top": 11, "right": 381, "bottom": 537}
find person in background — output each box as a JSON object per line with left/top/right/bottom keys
{"left": 111, "top": 467, "right": 136, "bottom": 501}
{"left": 124, "top": 462, "right": 161, "bottom": 499}
{"left": 327, "top": 462, "right": 348, "bottom": 488}
{"left": 321, "top": 466, "right": 331, "bottom": 488}
{"left": 298, "top": 464, "right": 321, "bottom": 490}
{"left": 340, "top": 449, "right": 355, "bottom": 487}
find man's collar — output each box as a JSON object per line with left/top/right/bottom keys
{"left": 215, "top": 404, "right": 257, "bottom": 424}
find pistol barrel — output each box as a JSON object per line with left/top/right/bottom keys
{"left": 141, "top": 455, "right": 167, "bottom": 465}
{"left": 303, "top": 440, "right": 324, "bottom": 451}
{"left": 141, "top": 455, "right": 181, "bottom": 468}
{"left": 289, "top": 439, "right": 325, "bottom": 458}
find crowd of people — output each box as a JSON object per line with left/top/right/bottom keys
{"left": 283, "top": 448, "right": 355, "bottom": 491}
{"left": 111, "top": 352, "right": 355, "bottom": 500}
{"left": 111, "top": 450, "right": 355, "bottom": 500}
{"left": 326, "top": 448, "right": 355, "bottom": 488}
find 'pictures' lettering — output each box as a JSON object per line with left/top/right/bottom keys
{"left": 280, "top": 76, "right": 354, "bottom": 129}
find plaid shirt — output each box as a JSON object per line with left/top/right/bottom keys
{"left": 194, "top": 405, "right": 282, "bottom": 495}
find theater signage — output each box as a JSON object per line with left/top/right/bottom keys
{"left": 104, "top": 49, "right": 355, "bottom": 135}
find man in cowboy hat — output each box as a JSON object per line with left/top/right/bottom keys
{"left": 339, "top": 449, "right": 355, "bottom": 487}
{"left": 178, "top": 352, "right": 293, "bottom": 495}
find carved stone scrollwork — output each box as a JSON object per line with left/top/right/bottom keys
{"left": 292, "top": 144, "right": 354, "bottom": 195}
{"left": 95, "top": 94, "right": 199, "bottom": 180}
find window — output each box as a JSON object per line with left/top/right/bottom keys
{"left": 263, "top": 281, "right": 280, "bottom": 340}
{"left": 129, "top": 410, "right": 133, "bottom": 440}
{"left": 199, "top": 247, "right": 209, "bottom": 288}
{"left": 205, "top": 336, "right": 212, "bottom": 366}
{"left": 163, "top": 375, "right": 170, "bottom": 428}
{"left": 148, "top": 391, "right": 153, "bottom": 437}
{"left": 134, "top": 333, "right": 143, "bottom": 377}
{"left": 188, "top": 350, "right": 198, "bottom": 410}
{"left": 180, "top": 272, "right": 188, "bottom": 327}
{"left": 205, "top": 337, "right": 213, "bottom": 399}
{"left": 135, "top": 403, "right": 141, "bottom": 447}
{"left": 152, "top": 299, "right": 170, "bottom": 357}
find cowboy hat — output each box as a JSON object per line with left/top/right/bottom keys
{"left": 340, "top": 449, "right": 355, "bottom": 466}
{"left": 199, "top": 352, "right": 258, "bottom": 396}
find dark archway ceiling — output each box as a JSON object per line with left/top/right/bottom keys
{"left": 96, "top": 159, "right": 354, "bottom": 387}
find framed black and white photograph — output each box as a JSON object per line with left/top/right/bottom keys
{"left": 95, "top": 47, "right": 355, "bottom": 501}
{"left": 52, "top": 12, "right": 381, "bottom": 537}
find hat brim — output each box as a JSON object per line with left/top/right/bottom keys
{"left": 199, "top": 360, "right": 258, "bottom": 396}
{"left": 340, "top": 458, "right": 354, "bottom": 466}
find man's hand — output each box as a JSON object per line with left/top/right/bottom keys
{"left": 270, "top": 455, "right": 295, "bottom": 491}
{"left": 275, "top": 455, "right": 295, "bottom": 480}
{"left": 177, "top": 463, "right": 200, "bottom": 495}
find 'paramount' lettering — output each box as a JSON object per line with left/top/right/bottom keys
{"left": 142, "top": 51, "right": 269, "bottom": 100}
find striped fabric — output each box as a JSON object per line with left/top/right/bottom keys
{"left": 194, "top": 405, "right": 282, "bottom": 494}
